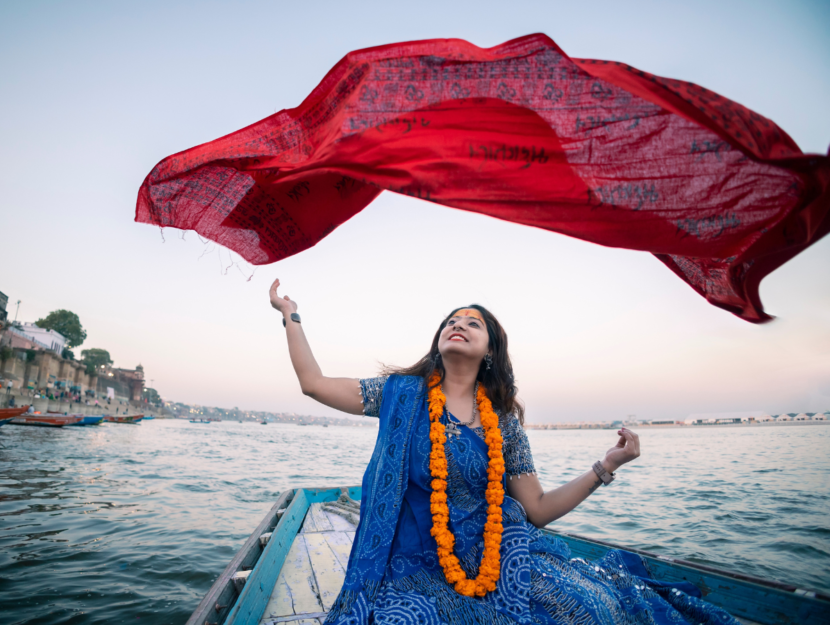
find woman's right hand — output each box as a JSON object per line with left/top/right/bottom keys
{"left": 268, "top": 276, "right": 363, "bottom": 415}
{"left": 269, "top": 278, "right": 298, "bottom": 316}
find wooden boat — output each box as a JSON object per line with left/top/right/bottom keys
{"left": 187, "top": 486, "right": 829, "bottom": 625}
{"left": 9, "top": 414, "right": 83, "bottom": 427}
{"left": 102, "top": 414, "right": 144, "bottom": 424}
{"left": 0, "top": 406, "right": 32, "bottom": 426}
{"left": 47, "top": 412, "right": 104, "bottom": 426}
{"left": 70, "top": 415, "right": 105, "bottom": 426}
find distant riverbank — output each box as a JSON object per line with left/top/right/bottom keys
{"left": 527, "top": 419, "right": 830, "bottom": 431}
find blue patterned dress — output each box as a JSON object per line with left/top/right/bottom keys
{"left": 325, "top": 376, "right": 739, "bottom": 625}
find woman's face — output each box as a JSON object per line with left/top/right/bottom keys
{"left": 437, "top": 312, "right": 490, "bottom": 363}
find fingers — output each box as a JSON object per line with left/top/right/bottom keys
{"left": 619, "top": 428, "right": 640, "bottom": 457}
{"left": 270, "top": 277, "right": 281, "bottom": 292}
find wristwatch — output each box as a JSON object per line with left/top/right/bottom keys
{"left": 592, "top": 461, "right": 615, "bottom": 486}
{"left": 282, "top": 312, "right": 301, "bottom": 327}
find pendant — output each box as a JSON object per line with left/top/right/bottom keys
{"left": 445, "top": 422, "right": 461, "bottom": 438}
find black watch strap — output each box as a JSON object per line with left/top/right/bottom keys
{"left": 282, "top": 313, "right": 301, "bottom": 327}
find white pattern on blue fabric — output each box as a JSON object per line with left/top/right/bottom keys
{"left": 359, "top": 376, "right": 388, "bottom": 418}
{"left": 327, "top": 376, "right": 741, "bottom": 625}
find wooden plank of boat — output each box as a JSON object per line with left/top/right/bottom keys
{"left": 102, "top": 414, "right": 144, "bottom": 424}
{"left": 185, "top": 490, "right": 295, "bottom": 625}
{"left": 9, "top": 415, "right": 82, "bottom": 427}
{"left": 0, "top": 406, "right": 31, "bottom": 425}
{"left": 190, "top": 486, "right": 829, "bottom": 625}
{"left": 47, "top": 412, "right": 104, "bottom": 426}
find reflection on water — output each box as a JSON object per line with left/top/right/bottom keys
{"left": 0, "top": 420, "right": 828, "bottom": 624}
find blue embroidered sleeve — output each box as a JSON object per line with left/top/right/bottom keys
{"left": 359, "top": 376, "right": 388, "bottom": 418}
{"left": 503, "top": 415, "right": 536, "bottom": 477}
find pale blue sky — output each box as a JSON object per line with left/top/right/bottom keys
{"left": 1, "top": 1, "right": 828, "bottom": 421}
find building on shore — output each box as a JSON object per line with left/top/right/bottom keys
{"left": 685, "top": 411, "right": 769, "bottom": 425}
{"left": 97, "top": 364, "right": 145, "bottom": 401}
{"left": 1, "top": 334, "right": 98, "bottom": 395}
{"left": 0, "top": 323, "right": 145, "bottom": 404}
{"left": 17, "top": 322, "right": 67, "bottom": 354}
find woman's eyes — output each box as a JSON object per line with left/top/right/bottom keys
{"left": 447, "top": 319, "right": 480, "bottom": 328}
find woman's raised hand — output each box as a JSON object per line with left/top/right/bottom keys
{"left": 269, "top": 278, "right": 298, "bottom": 316}
{"left": 603, "top": 428, "right": 640, "bottom": 473}
{"left": 268, "top": 277, "right": 363, "bottom": 415}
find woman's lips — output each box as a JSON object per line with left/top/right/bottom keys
{"left": 448, "top": 333, "right": 467, "bottom": 342}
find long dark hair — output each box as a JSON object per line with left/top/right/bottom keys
{"left": 382, "top": 304, "right": 524, "bottom": 424}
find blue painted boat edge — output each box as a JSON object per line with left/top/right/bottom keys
{"left": 224, "top": 487, "right": 348, "bottom": 625}
{"left": 545, "top": 529, "right": 830, "bottom": 625}
{"left": 67, "top": 416, "right": 105, "bottom": 426}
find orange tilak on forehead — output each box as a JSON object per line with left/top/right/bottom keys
{"left": 452, "top": 308, "right": 485, "bottom": 323}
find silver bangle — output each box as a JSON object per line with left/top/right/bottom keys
{"left": 592, "top": 461, "right": 615, "bottom": 486}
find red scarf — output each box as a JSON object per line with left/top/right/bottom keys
{"left": 136, "top": 34, "right": 829, "bottom": 323}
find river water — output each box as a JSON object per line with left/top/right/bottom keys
{"left": 1, "top": 420, "right": 828, "bottom": 624}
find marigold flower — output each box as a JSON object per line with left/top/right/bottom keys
{"left": 427, "top": 372, "right": 505, "bottom": 597}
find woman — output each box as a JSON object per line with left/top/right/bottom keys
{"left": 270, "top": 278, "right": 738, "bottom": 625}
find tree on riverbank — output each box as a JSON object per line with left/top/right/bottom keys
{"left": 35, "top": 310, "right": 87, "bottom": 348}
{"left": 81, "top": 348, "right": 112, "bottom": 375}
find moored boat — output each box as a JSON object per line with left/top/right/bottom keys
{"left": 70, "top": 415, "right": 105, "bottom": 426}
{"left": 102, "top": 414, "right": 144, "bottom": 424}
{"left": 0, "top": 406, "right": 32, "bottom": 426}
{"left": 47, "top": 412, "right": 104, "bottom": 426}
{"left": 187, "top": 486, "right": 830, "bottom": 625}
{"left": 9, "top": 414, "right": 83, "bottom": 427}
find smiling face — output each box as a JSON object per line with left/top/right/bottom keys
{"left": 437, "top": 309, "right": 490, "bottom": 363}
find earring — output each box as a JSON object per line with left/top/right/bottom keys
{"left": 484, "top": 354, "right": 493, "bottom": 370}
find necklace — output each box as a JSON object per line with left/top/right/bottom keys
{"left": 427, "top": 373, "right": 505, "bottom": 597}
{"left": 445, "top": 382, "right": 478, "bottom": 438}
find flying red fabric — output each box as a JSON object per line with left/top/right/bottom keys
{"left": 136, "top": 34, "right": 829, "bottom": 323}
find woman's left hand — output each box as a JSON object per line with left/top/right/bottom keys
{"left": 603, "top": 428, "right": 640, "bottom": 473}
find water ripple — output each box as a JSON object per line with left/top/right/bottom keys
{"left": 0, "top": 421, "right": 828, "bottom": 624}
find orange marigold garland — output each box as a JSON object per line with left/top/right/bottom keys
{"left": 427, "top": 372, "right": 505, "bottom": 597}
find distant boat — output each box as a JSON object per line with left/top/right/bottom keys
{"left": 70, "top": 416, "right": 105, "bottom": 426}
{"left": 322, "top": 423, "right": 329, "bottom": 428}
{"left": 186, "top": 486, "right": 830, "bottom": 625}
{"left": 143, "top": 415, "right": 156, "bottom": 420}
{"left": 102, "top": 414, "right": 144, "bottom": 424}
{"left": 190, "top": 419, "right": 212, "bottom": 424}
{"left": 9, "top": 414, "right": 83, "bottom": 427}
{"left": 0, "top": 406, "right": 32, "bottom": 427}
{"left": 47, "top": 412, "right": 104, "bottom": 426}
{"left": 260, "top": 420, "right": 268, "bottom": 425}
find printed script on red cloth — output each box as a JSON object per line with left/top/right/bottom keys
{"left": 135, "top": 34, "right": 829, "bottom": 323}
